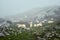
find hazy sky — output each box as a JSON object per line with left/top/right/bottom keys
{"left": 0, "top": 0, "right": 60, "bottom": 18}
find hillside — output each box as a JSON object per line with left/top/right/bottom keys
{"left": 6, "top": 6, "right": 60, "bottom": 22}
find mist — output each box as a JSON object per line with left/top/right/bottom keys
{"left": 0, "top": 0, "right": 60, "bottom": 18}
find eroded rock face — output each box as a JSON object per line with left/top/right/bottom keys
{"left": 0, "top": 18, "right": 12, "bottom": 37}
{"left": 0, "top": 33, "right": 5, "bottom": 37}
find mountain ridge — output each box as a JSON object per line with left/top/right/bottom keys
{"left": 5, "top": 6, "right": 60, "bottom": 22}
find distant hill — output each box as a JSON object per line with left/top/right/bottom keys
{"left": 6, "top": 6, "right": 60, "bottom": 22}
{"left": 0, "top": 18, "right": 12, "bottom": 27}
{"left": 0, "top": 18, "right": 5, "bottom": 24}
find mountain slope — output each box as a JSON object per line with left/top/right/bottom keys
{"left": 6, "top": 6, "right": 60, "bottom": 22}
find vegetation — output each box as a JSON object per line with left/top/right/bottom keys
{"left": 0, "top": 22, "right": 60, "bottom": 40}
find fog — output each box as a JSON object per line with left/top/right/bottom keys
{"left": 0, "top": 0, "right": 60, "bottom": 18}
